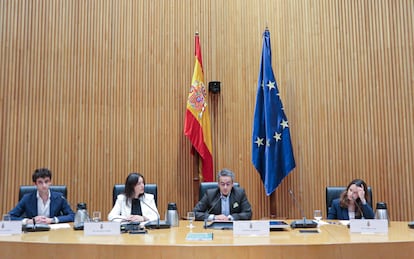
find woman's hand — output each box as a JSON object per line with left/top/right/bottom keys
{"left": 357, "top": 186, "right": 366, "bottom": 204}
{"left": 126, "top": 215, "right": 146, "bottom": 222}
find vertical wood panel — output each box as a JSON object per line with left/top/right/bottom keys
{"left": 0, "top": 0, "right": 413, "bottom": 221}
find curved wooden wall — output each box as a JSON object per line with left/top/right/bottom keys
{"left": 1, "top": 0, "right": 413, "bottom": 221}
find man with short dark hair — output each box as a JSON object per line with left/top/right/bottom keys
{"left": 9, "top": 168, "right": 75, "bottom": 224}
{"left": 193, "top": 168, "right": 252, "bottom": 221}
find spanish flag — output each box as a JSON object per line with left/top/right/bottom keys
{"left": 184, "top": 32, "right": 214, "bottom": 182}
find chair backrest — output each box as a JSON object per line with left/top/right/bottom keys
{"left": 112, "top": 184, "right": 157, "bottom": 206}
{"left": 19, "top": 185, "right": 68, "bottom": 201}
{"left": 199, "top": 182, "right": 240, "bottom": 201}
{"left": 325, "top": 186, "right": 373, "bottom": 215}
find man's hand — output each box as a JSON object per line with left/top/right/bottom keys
{"left": 214, "top": 214, "right": 230, "bottom": 221}
{"left": 31, "top": 216, "right": 52, "bottom": 224}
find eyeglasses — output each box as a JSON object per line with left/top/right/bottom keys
{"left": 219, "top": 182, "right": 233, "bottom": 187}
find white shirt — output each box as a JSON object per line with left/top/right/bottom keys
{"left": 37, "top": 190, "right": 51, "bottom": 218}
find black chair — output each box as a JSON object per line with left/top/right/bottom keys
{"left": 112, "top": 184, "right": 157, "bottom": 206}
{"left": 199, "top": 182, "right": 240, "bottom": 201}
{"left": 19, "top": 185, "right": 68, "bottom": 201}
{"left": 325, "top": 186, "right": 373, "bottom": 215}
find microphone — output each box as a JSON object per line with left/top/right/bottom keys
{"left": 22, "top": 217, "right": 50, "bottom": 232}
{"left": 288, "top": 189, "right": 317, "bottom": 229}
{"left": 204, "top": 196, "right": 222, "bottom": 229}
{"left": 140, "top": 195, "right": 160, "bottom": 228}
{"left": 353, "top": 197, "right": 365, "bottom": 219}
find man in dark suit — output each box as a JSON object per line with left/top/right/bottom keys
{"left": 193, "top": 169, "right": 252, "bottom": 221}
{"left": 9, "top": 168, "right": 75, "bottom": 224}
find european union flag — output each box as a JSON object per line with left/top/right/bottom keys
{"left": 252, "top": 29, "right": 296, "bottom": 196}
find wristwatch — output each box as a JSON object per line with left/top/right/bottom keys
{"left": 51, "top": 217, "right": 58, "bottom": 224}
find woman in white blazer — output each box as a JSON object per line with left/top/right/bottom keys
{"left": 108, "top": 172, "right": 159, "bottom": 222}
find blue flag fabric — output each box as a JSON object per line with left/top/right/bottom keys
{"left": 252, "top": 29, "right": 296, "bottom": 196}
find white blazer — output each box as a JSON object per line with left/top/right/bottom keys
{"left": 108, "top": 193, "right": 159, "bottom": 222}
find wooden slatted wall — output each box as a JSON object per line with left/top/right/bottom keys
{"left": 1, "top": 0, "right": 413, "bottom": 221}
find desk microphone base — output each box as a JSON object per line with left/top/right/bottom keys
{"left": 290, "top": 219, "right": 318, "bottom": 229}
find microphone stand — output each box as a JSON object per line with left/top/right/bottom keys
{"left": 140, "top": 196, "right": 160, "bottom": 229}
{"left": 204, "top": 196, "right": 222, "bottom": 229}
{"left": 288, "top": 190, "right": 317, "bottom": 228}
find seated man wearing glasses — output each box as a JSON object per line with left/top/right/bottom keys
{"left": 193, "top": 169, "right": 252, "bottom": 221}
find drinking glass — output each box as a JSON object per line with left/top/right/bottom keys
{"left": 92, "top": 211, "right": 101, "bottom": 222}
{"left": 187, "top": 212, "right": 195, "bottom": 228}
{"left": 313, "top": 210, "right": 322, "bottom": 222}
{"left": 2, "top": 214, "right": 11, "bottom": 221}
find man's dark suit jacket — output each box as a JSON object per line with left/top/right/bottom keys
{"left": 327, "top": 198, "right": 375, "bottom": 220}
{"left": 193, "top": 186, "right": 252, "bottom": 221}
{"left": 9, "top": 190, "right": 75, "bottom": 223}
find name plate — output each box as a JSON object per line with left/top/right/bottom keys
{"left": 233, "top": 220, "right": 269, "bottom": 236}
{"left": 0, "top": 221, "right": 22, "bottom": 235}
{"left": 84, "top": 222, "right": 120, "bottom": 236}
{"left": 350, "top": 219, "right": 388, "bottom": 233}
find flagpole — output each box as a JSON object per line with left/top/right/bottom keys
{"left": 192, "top": 151, "right": 200, "bottom": 206}
{"left": 270, "top": 192, "right": 277, "bottom": 218}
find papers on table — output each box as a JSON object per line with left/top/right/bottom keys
{"left": 50, "top": 223, "right": 71, "bottom": 230}
{"left": 339, "top": 220, "right": 350, "bottom": 226}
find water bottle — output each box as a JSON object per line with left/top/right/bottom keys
{"left": 73, "top": 202, "right": 90, "bottom": 230}
{"left": 375, "top": 202, "right": 389, "bottom": 226}
{"left": 165, "top": 202, "right": 179, "bottom": 227}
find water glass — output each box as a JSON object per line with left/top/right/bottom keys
{"left": 187, "top": 212, "right": 195, "bottom": 228}
{"left": 2, "top": 214, "right": 11, "bottom": 221}
{"left": 313, "top": 210, "right": 322, "bottom": 222}
{"left": 92, "top": 211, "right": 101, "bottom": 222}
